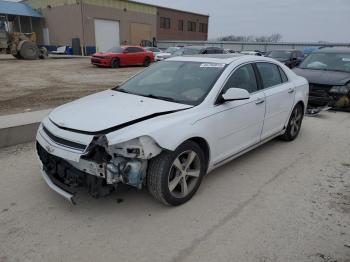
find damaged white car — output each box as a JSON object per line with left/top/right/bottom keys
{"left": 36, "top": 54, "right": 308, "bottom": 206}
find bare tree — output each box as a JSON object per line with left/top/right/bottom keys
{"left": 218, "top": 33, "right": 282, "bottom": 43}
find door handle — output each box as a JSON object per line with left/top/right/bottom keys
{"left": 288, "top": 88, "right": 295, "bottom": 93}
{"left": 255, "top": 98, "right": 265, "bottom": 105}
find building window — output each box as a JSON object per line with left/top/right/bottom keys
{"left": 160, "top": 17, "right": 171, "bottom": 29}
{"left": 199, "top": 23, "right": 208, "bottom": 33}
{"left": 187, "top": 21, "right": 196, "bottom": 32}
{"left": 178, "top": 20, "right": 184, "bottom": 31}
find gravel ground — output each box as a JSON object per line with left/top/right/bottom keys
{"left": 0, "top": 55, "right": 143, "bottom": 116}
{"left": 0, "top": 111, "right": 349, "bottom": 262}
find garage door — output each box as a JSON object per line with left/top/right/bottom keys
{"left": 94, "top": 19, "right": 120, "bottom": 52}
{"left": 130, "top": 23, "right": 151, "bottom": 45}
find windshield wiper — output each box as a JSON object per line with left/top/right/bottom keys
{"left": 115, "top": 89, "right": 135, "bottom": 94}
{"left": 143, "top": 94, "right": 176, "bottom": 102}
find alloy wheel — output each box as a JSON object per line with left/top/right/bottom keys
{"left": 168, "top": 150, "right": 201, "bottom": 198}
{"left": 290, "top": 106, "right": 303, "bottom": 137}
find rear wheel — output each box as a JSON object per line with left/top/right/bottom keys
{"left": 280, "top": 103, "right": 304, "bottom": 141}
{"left": 111, "top": 58, "right": 120, "bottom": 68}
{"left": 143, "top": 57, "right": 151, "bottom": 67}
{"left": 19, "top": 41, "right": 40, "bottom": 60}
{"left": 12, "top": 53, "right": 22, "bottom": 59}
{"left": 147, "top": 141, "right": 205, "bottom": 206}
{"left": 39, "top": 47, "right": 48, "bottom": 59}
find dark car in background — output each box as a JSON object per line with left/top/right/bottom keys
{"left": 293, "top": 47, "right": 350, "bottom": 109}
{"left": 267, "top": 49, "right": 304, "bottom": 68}
{"left": 173, "top": 46, "right": 225, "bottom": 56}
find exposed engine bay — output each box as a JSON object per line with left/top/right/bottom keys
{"left": 37, "top": 132, "right": 163, "bottom": 201}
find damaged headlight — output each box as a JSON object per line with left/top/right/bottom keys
{"left": 108, "top": 136, "right": 162, "bottom": 159}
{"left": 329, "top": 84, "right": 350, "bottom": 95}
{"left": 105, "top": 136, "right": 163, "bottom": 188}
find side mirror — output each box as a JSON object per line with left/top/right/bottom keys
{"left": 123, "top": 50, "right": 129, "bottom": 53}
{"left": 221, "top": 88, "right": 250, "bottom": 102}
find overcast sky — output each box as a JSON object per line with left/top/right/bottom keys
{"left": 138, "top": 0, "right": 350, "bottom": 42}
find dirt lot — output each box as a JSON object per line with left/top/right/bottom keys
{"left": 0, "top": 111, "right": 350, "bottom": 262}
{"left": 0, "top": 55, "right": 143, "bottom": 116}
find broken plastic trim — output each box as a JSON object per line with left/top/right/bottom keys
{"left": 49, "top": 108, "right": 190, "bottom": 136}
{"left": 40, "top": 168, "right": 76, "bottom": 204}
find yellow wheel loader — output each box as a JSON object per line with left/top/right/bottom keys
{"left": 0, "top": 16, "right": 47, "bottom": 60}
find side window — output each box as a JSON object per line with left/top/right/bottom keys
{"left": 215, "top": 48, "right": 224, "bottom": 54}
{"left": 205, "top": 48, "right": 216, "bottom": 54}
{"left": 126, "top": 47, "right": 135, "bottom": 53}
{"left": 278, "top": 66, "right": 288, "bottom": 83}
{"left": 127, "top": 47, "right": 143, "bottom": 53}
{"left": 256, "top": 63, "right": 283, "bottom": 88}
{"left": 223, "top": 64, "right": 258, "bottom": 94}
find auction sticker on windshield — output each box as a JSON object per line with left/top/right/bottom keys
{"left": 200, "top": 63, "right": 226, "bottom": 68}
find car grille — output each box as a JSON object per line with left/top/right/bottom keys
{"left": 42, "top": 126, "right": 87, "bottom": 151}
{"left": 309, "top": 84, "right": 332, "bottom": 98}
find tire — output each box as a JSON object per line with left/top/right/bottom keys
{"left": 19, "top": 41, "right": 40, "bottom": 60}
{"left": 12, "top": 53, "right": 22, "bottom": 59}
{"left": 143, "top": 57, "right": 151, "bottom": 67}
{"left": 280, "top": 103, "right": 304, "bottom": 141}
{"left": 39, "top": 47, "right": 48, "bottom": 59}
{"left": 147, "top": 141, "right": 206, "bottom": 206}
{"left": 111, "top": 58, "right": 120, "bottom": 68}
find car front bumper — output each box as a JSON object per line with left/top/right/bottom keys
{"left": 308, "top": 84, "right": 350, "bottom": 108}
{"left": 91, "top": 57, "right": 111, "bottom": 67}
{"left": 40, "top": 165, "right": 76, "bottom": 204}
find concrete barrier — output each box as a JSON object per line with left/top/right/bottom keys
{"left": 0, "top": 109, "right": 52, "bottom": 148}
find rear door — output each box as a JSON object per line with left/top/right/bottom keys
{"left": 256, "top": 62, "right": 295, "bottom": 139}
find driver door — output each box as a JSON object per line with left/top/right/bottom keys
{"left": 205, "top": 63, "right": 266, "bottom": 165}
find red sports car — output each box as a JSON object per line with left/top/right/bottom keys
{"left": 91, "top": 46, "right": 154, "bottom": 68}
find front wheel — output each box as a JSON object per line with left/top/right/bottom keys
{"left": 143, "top": 57, "right": 151, "bottom": 67}
{"left": 147, "top": 141, "right": 206, "bottom": 206}
{"left": 280, "top": 103, "right": 304, "bottom": 141}
{"left": 111, "top": 58, "right": 120, "bottom": 68}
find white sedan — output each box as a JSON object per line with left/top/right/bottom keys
{"left": 36, "top": 54, "right": 308, "bottom": 206}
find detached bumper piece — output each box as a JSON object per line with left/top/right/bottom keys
{"left": 37, "top": 143, "right": 114, "bottom": 203}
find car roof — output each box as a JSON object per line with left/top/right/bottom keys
{"left": 167, "top": 54, "right": 250, "bottom": 64}
{"left": 120, "top": 45, "right": 144, "bottom": 48}
{"left": 314, "top": 47, "right": 350, "bottom": 53}
{"left": 183, "top": 45, "right": 221, "bottom": 50}
{"left": 270, "top": 49, "right": 297, "bottom": 52}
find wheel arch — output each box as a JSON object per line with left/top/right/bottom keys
{"left": 295, "top": 100, "right": 305, "bottom": 112}
{"left": 186, "top": 137, "right": 211, "bottom": 169}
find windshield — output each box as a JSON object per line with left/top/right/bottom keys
{"left": 165, "top": 47, "right": 179, "bottom": 54}
{"left": 298, "top": 53, "right": 350, "bottom": 72}
{"left": 268, "top": 50, "right": 292, "bottom": 59}
{"left": 115, "top": 61, "right": 226, "bottom": 105}
{"left": 106, "top": 47, "right": 124, "bottom": 53}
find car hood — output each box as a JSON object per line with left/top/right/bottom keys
{"left": 49, "top": 90, "right": 192, "bottom": 133}
{"left": 293, "top": 68, "right": 350, "bottom": 85}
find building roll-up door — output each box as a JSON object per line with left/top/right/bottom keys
{"left": 94, "top": 19, "right": 120, "bottom": 52}
{"left": 130, "top": 23, "right": 151, "bottom": 45}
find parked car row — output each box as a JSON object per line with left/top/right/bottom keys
{"left": 90, "top": 44, "right": 350, "bottom": 110}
